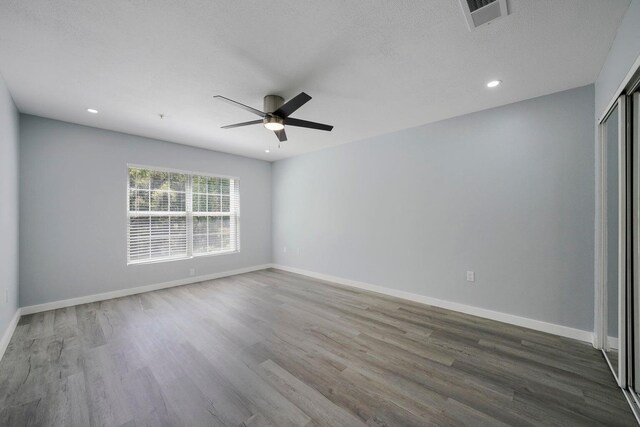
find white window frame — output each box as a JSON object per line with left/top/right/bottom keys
{"left": 126, "top": 164, "right": 240, "bottom": 265}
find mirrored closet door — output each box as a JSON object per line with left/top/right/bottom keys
{"left": 601, "top": 97, "right": 626, "bottom": 385}
{"left": 633, "top": 90, "right": 640, "bottom": 400}
{"left": 598, "top": 67, "right": 640, "bottom": 420}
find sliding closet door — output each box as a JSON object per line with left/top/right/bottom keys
{"left": 604, "top": 103, "right": 620, "bottom": 376}
{"left": 602, "top": 96, "right": 627, "bottom": 386}
{"left": 634, "top": 91, "right": 640, "bottom": 394}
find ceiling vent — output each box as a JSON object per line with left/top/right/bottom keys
{"left": 459, "top": 0, "right": 508, "bottom": 30}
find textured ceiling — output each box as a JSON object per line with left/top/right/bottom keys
{"left": 0, "top": 0, "right": 631, "bottom": 161}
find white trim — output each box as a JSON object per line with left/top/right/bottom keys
{"left": 127, "top": 249, "right": 240, "bottom": 266}
{"left": 594, "top": 118, "right": 607, "bottom": 349}
{"left": 595, "top": 96, "right": 628, "bottom": 383}
{"left": 618, "top": 95, "right": 628, "bottom": 388}
{"left": 598, "top": 52, "right": 640, "bottom": 122}
{"left": 634, "top": 91, "right": 640, "bottom": 394}
{"left": 0, "top": 309, "right": 22, "bottom": 362}
{"left": 272, "top": 265, "right": 593, "bottom": 343}
{"left": 126, "top": 165, "right": 241, "bottom": 265}
{"left": 10, "top": 262, "right": 595, "bottom": 352}
{"left": 127, "top": 163, "right": 240, "bottom": 181}
{"left": 20, "top": 264, "right": 271, "bottom": 315}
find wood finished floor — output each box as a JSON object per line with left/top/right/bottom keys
{"left": 0, "top": 269, "right": 635, "bottom": 426}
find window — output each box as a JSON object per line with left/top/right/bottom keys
{"left": 127, "top": 166, "right": 239, "bottom": 264}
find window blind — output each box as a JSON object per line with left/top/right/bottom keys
{"left": 127, "top": 167, "right": 240, "bottom": 264}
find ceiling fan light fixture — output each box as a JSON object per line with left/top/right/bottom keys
{"left": 264, "top": 122, "right": 284, "bottom": 131}
{"left": 215, "top": 92, "right": 333, "bottom": 143}
{"left": 263, "top": 116, "right": 284, "bottom": 131}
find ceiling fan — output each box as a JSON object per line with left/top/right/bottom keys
{"left": 214, "top": 92, "right": 333, "bottom": 143}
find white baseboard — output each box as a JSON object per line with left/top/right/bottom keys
{"left": 0, "top": 308, "right": 22, "bottom": 362}
{"left": 272, "top": 264, "right": 594, "bottom": 343}
{"left": 20, "top": 264, "right": 272, "bottom": 315}
{"left": 13, "top": 263, "right": 594, "bottom": 345}
{"left": 607, "top": 335, "right": 619, "bottom": 350}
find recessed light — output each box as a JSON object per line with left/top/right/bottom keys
{"left": 87, "top": 108, "right": 99, "bottom": 114}
{"left": 486, "top": 80, "right": 501, "bottom": 88}
{"left": 265, "top": 149, "right": 270, "bottom": 153}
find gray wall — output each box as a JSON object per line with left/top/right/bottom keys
{"left": 595, "top": 0, "right": 640, "bottom": 119}
{"left": 273, "top": 85, "right": 595, "bottom": 332}
{"left": 0, "top": 74, "right": 19, "bottom": 338}
{"left": 19, "top": 115, "right": 272, "bottom": 306}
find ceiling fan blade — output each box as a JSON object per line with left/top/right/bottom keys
{"left": 214, "top": 95, "right": 266, "bottom": 117}
{"left": 221, "top": 119, "right": 263, "bottom": 129}
{"left": 285, "top": 117, "right": 333, "bottom": 131}
{"left": 274, "top": 92, "right": 312, "bottom": 118}
{"left": 274, "top": 129, "right": 287, "bottom": 142}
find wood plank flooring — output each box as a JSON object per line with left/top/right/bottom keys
{"left": 0, "top": 268, "right": 635, "bottom": 426}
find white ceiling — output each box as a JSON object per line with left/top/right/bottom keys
{"left": 0, "top": 0, "right": 630, "bottom": 161}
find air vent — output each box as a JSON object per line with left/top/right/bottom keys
{"left": 459, "top": 0, "right": 508, "bottom": 30}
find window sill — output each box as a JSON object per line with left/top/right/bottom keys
{"left": 127, "top": 249, "right": 240, "bottom": 266}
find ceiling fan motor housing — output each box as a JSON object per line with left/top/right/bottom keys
{"left": 263, "top": 95, "right": 285, "bottom": 130}
{"left": 263, "top": 95, "right": 284, "bottom": 114}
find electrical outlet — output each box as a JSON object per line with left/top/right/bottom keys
{"left": 283, "top": 246, "right": 287, "bottom": 253}
{"left": 189, "top": 268, "right": 196, "bottom": 276}
{"left": 466, "top": 271, "right": 475, "bottom": 282}
{"left": 296, "top": 248, "right": 300, "bottom": 255}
